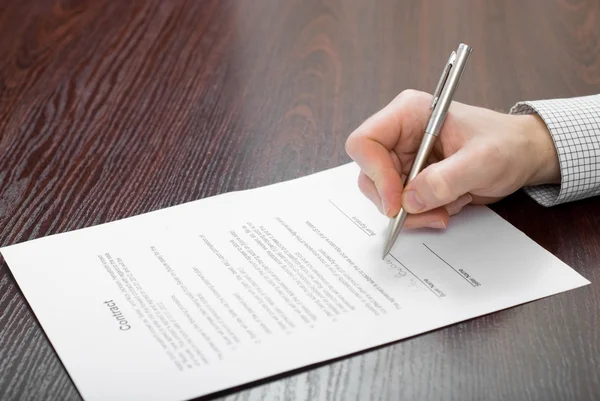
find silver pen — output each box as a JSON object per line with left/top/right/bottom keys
{"left": 382, "top": 43, "right": 472, "bottom": 259}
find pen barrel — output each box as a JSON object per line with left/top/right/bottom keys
{"left": 383, "top": 132, "right": 437, "bottom": 258}
{"left": 426, "top": 43, "right": 472, "bottom": 136}
{"left": 406, "top": 132, "right": 437, "bottom": 183}
{"left": 382, "top": 43, "right": 471, "bottom": 259}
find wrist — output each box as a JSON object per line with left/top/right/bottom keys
{"left": 520, "top": 114, "right": 561, "bottom": 186}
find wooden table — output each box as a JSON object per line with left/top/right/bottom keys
{"left": 1, "top": 1, "right": 599, "bottom": 400}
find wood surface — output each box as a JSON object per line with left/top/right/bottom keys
{"left": 1, "top": 0, "right": 599, "bottom": 400}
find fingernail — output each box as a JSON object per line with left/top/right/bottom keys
{"left": 381, "top": 198, "right": 389, "bottom": 216}
{"left": 403, "top": 191, "right": 425, "bottom": 212}
{"left": 426, "top": 220, "right": 447, "bottom": 229}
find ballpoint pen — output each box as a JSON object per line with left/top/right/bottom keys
{"left": 382, "top": 43, "right": 472, "bottom": 259}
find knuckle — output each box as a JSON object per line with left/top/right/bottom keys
{"left": 394, "top": 89, "right": 431, "bottom": 106}
{"left": 357, "top": 172, "right": 371, "bottom": 195}
{"left": 478, "top": 142, "right": 507, "bottom": 181}
{"left": 366, "top": 167, "right": 384, "bottom": 189}
{"left": 481, "top": 142, "right": 503, "bottom": 163}
{"left": 344, "top": 134, "right": 359, "bottom": 158}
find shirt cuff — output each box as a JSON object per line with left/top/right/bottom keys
{"left": 509, "top": 94, "right": 600, "bottom": 206}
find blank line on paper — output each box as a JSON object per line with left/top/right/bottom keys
{"left": 328, "top": 199, "right": 375, "bottom": 237}
{"left": 422, "top": 243, "right": 480, "bottom": 287}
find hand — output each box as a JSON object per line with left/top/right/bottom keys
{"left": 345, "top": 90, "right": 560, "bottom": 229}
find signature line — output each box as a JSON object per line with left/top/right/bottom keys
{"left": 328, "top": 200, "right": 373, "bottom": 237}
{"left": 388, "top": 253, "right": 441, "bottom": 298}
{"left": 422, "top": 243, "right": 476, "bottom": 287}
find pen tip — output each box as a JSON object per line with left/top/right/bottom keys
{"left": 382, "top": 208, "right": 407, "bottom": 262}
{"left": 381, "top": 242, "right": 392, "bottom": 260}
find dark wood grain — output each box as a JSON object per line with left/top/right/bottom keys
{"left": 1, "top": 0, "right": 600, "bottom": 400}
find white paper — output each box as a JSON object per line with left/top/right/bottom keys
{"left": 1, "top": 163, "right": 589, "bottom": 401}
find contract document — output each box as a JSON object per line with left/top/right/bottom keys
{"left": 1, "top": 163, "right": 589, "bottom": 401}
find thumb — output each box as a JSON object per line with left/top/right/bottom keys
{"left": 402, "top": 146, "right": 483, "bottom": 213}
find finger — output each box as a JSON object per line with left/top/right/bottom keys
{"left": 357, "top": 170, "right": 455, "bottom": 225}
{"left": 403, "top": 193, "right": 471, "bottom": 230}
{"left": 403, "top": 194, "right": 471, "bottom": 230}
{"left": 402, "top": 143, "right": 490, "bottom": 213}
{"left": 357, "top": 171, "right": 384, "bottom": 214}
{"left": 445, "top": 193, "right": 473, "bottom": 215}
{"left": 346, "top": 90, "right": 432, "bottom": 215}
{"left": 390, "top": 149, "right": 402, "bottom": 171}
{"left": 346, "top": 137, "right": 402, "bottom": 215}
{"left": 403, "top": 207, "right": 450, "bottom": 229}
{"left": 348, "top": 90, "right": 432, "bottom": 151}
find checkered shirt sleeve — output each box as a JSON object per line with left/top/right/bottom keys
{"left": 510, "top": 94, "right": 600, "bottom": 206}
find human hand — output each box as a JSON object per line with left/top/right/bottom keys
{"left": 345, "top": 90, "right": 560, "bottom": 229}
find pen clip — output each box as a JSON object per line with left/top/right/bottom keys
{"left": 430, "top": 51, "right": 457, "bottom": 110}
